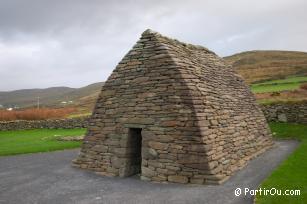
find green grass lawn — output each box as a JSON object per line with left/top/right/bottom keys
{"left": 256, "top": 122, "right": 307, "bottom": 203}
{"left": 0, "top": 129, "right": 86, "bottom": 156}
{"left": 252, "top": 83, "right": 300, "bottom": 93}
{"left": 251, "top": 76, "right": 307, "bottom": 93}
{"left": 256, "top": 76, "right": 307, "bottom": 85}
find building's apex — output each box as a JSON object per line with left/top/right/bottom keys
{"left": 141, "top": 29, "right": 215, "bottom": 55}
{"left": 142, "top": 29, "right": 159, "bottom": 36}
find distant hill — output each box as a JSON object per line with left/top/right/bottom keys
{"left": 0, "top": 82, "right": 104, "bottom": 109}
{"left": 224, "top": 50, "right": 307, "bottom": 84}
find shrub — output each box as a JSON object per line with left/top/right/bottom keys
{"left": 0, "top": 108, "right": 76, "bottom": 121}
{"left": 299, "top": 83, "right": 307, "bottom": 90}
{"left": 270, "top": 92, "right": 281, "bottom": 96}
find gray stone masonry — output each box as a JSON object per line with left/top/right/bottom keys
{"left": 261, "top": 102, "right": 307, "bottom": 124}
{"left": 73, "top": 29, "right": 273, "bottom": 185}
{"left": 0, "top": 117, "right": 89, "bottom": 130}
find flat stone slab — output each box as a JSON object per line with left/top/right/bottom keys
{"left": 0, "top": 140, "right": 298, "bottom": 204}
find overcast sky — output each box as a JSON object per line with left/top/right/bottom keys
{"left": 0, "top": 0, "right": 306, "bottom": 91}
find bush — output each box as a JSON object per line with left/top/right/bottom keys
{"left": 270, "top": 92, "right": 281, "bottom": 96}
{"left": 0, "top": 108, "right": 76, "bottom": 121}
{"left": 299, "top": 83, "right": 307, "bottom": 90}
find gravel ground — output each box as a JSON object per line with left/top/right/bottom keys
{"left": 0, "top": 140, "right": 298, "bottom": 204}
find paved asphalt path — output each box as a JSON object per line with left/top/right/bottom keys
{"left": 0, "top": 140, "right": 298, "bottom": 204}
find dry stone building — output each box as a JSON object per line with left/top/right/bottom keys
{"left": 73, "top": 29, "right": 273, "bottom": 184}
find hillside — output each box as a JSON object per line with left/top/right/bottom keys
{"left": 0, "top": 82, "right": 103, "bottom": 109}
{"left": 0, "top": 87, "right": 74, "bottom": 108}
{"left": 224, "top": 50, "right": 307, "bottom": 84}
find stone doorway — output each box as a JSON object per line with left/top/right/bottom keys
{"left": 127, "top": 128, "right": 142, "bottom": 176}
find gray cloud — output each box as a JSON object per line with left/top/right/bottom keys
{"left": 0, "top": 0, "right": 306, "bottom": 91}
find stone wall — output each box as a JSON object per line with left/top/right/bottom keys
{"left": 261, "top": 103, "right": 307, "bottom": 124}
{"left": 0, "top": 117, "right": 89, "bottom": 131}
{"left": 1, "top": 103, "right": 305, "bottom": 131}
{"left": 0, "top": 103, "right": 307, "bottom": 130}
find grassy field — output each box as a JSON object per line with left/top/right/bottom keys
{"left": 256, "top": 122, "right": 307, "bottom": 203}
{"left": 256, "top": 98, "right": 307, "bottom": 105}
{"left": 251, "top": 76, "right": 307, "bottom": 93}
{"left": 0, "top": 129, "right": 86, "bottom": 156}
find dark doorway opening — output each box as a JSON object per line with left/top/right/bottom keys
{"left": 128, "top": 128, "right": 142, "bottom": 176}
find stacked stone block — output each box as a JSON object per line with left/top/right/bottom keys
{"left": 73, "top": 29, "right": 273, "bottom": 184}
{"left": 261, "top": 102, "right": 307, "bottom": 124}
{"left": 0, "top": 117, "right": 89, "bottom": 131}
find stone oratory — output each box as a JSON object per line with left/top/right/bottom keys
{"left": 73, "top": 29, "right": 273, "bottom": 184}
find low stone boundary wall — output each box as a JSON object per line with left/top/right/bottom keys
{"left": 0, "top": 117, "right": 89, "bottom": 131}
{"left": 261, "top": 103, "right": 307, "bottom": 124}
{"left": 0, "top": 103, "right": 306, "bottom": 131}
